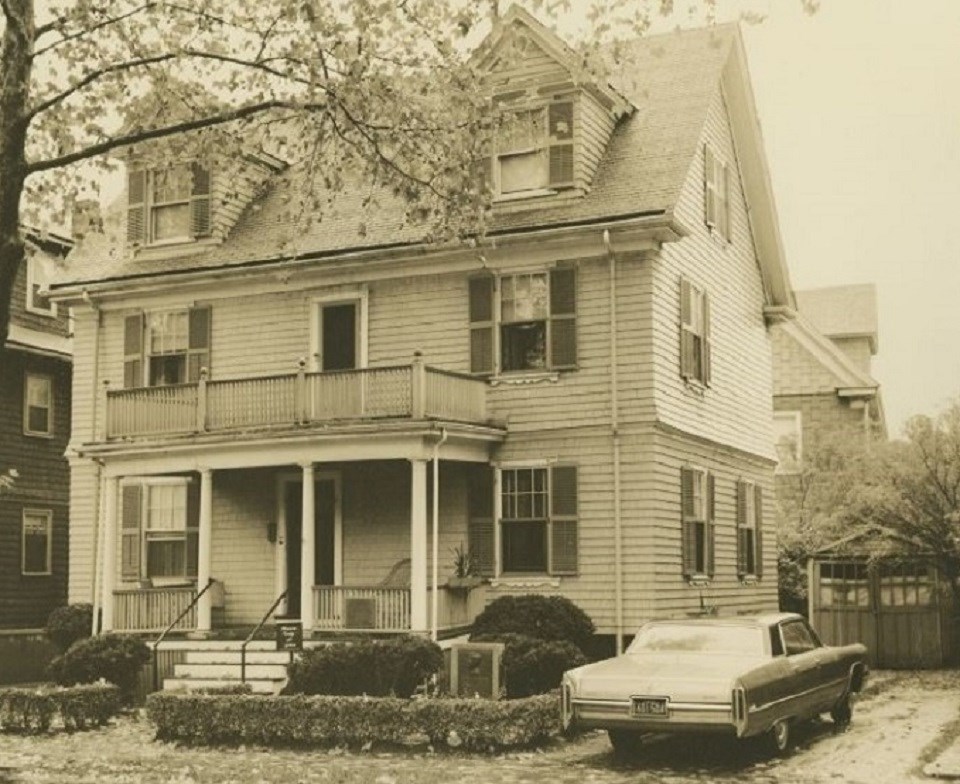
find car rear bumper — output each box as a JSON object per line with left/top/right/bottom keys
{"left": 569, "top": 697, "right": 738, "bottom": 735}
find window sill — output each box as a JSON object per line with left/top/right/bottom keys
{"left": 21, "top": 571, "right": 52, "bottom": 577}
{"left": 23, "top": 430, "right": 55, "bottom": 440}
{"left": 686, "top": 574, "right": 711, "bottom": 587}
{"left": 492, "top": 188, "right": 558, "bottom": 203}
{"left": 491, "top": 576, "right": 561, "bottom": 589}
{"left": 739, "top": 574, "right": 761, "bottom": 586}
{"left": 131, "top": 237, "right": 221, "bottom": 261}
{"left": 25, "top": 305, "right": 58, "bottom": 318}
{"left": 681, "top": 376, "right": 709, "bottom": 397}
{"left": 490, "top": 371, "right": 560, "bottom": 386}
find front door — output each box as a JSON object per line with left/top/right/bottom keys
{"left": 283, "top": 479, "right": 337, "bottom": 619}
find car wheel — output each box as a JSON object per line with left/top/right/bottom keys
{"left": 830, "top": 694, "right": 853, "bottom": 727}
{"left": 767, "top": 718, "right": 792, "bottom": 756}
{"left": 607, "top": 729, "right": 641, "bottom": 757}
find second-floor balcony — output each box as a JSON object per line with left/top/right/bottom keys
{"left": 105, "top": 358, "right": 488, "bottom": 440}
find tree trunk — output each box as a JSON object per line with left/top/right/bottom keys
{"left": 0, "top": 0, "right": 36, "bottom": 350}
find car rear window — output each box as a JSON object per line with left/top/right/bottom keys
{"left": 627, "top": 624, "right": 764, "bottom": 656}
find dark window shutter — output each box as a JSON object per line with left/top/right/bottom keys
{"left": 702, "top": 293, "right": 712, "bottom": 386}
{"left": 736, "top": 480, "right": 748, "bottom": 576}
{"left": 186, "top": 478, "right": 200, "bottom": 578}
{"left": 120, "top": 484, "right": 142, "bottom": 581}
{"left": 549, "top": 465, "right": 578, "bottom": 575}
{"left": 680, "top": 278, "right": 694, "bottom": 379}
{"left": 127, "top": 170, "right": 147, "bottom": 246}
{"left": 123, "top": 313, "right": 144, "bottom": 389}
{"left": 706, "top": 472, "right": 716, "bottom": 577}
{"left": 467, "top": 467, "right": 495, "bottom": 576}
{"left": 681, "top": 467, "right": 696, "bottom": 577}
{"left": 468, "top": 276, "right": 495, "bottom": 375}
{"left": 704, "top": 145, "right": 715, "bottom": 227}
{"left": 754, "top": 485, "right": 764, "bottom": 578}
{"left": 548, "top": 101, "right": 575, "bottom": 188}
{"left": 549, "top": 266, "right": 577, "bottom": 369}
{"left": 187, "top": 305, "right": 212, "bottom": 382}
{"left": 720, "top": 163, "right": 730, "bottom": 240}
{"left": 190, "top": 164, "right": 211, "bottom": 238}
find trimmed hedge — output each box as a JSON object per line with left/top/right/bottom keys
{"left": 147, "top": 692, "right": 558, "bottom": 751}
{"left": 48, "top": 634, "right": 150, "bottom": 701}
{"left": 469, "top": 595, "right": 595, "bottom": 651}
{"left": 0, "top": 684, "right": 122, "bottom": 734}
{"left": 472, "top": 633, "right": 587, "bottom": 698}
{"left": 285, "top": 636, "right": 443, "bottom": 698}
{"left": 45, "top": 604, "right": 93, "bottom": 654}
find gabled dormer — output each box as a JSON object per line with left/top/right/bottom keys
{"left": 121, "top": 147, "right": 285, "bottom": 256}
{"left": 474, "top": 6, "right": 634, "bottom": 203}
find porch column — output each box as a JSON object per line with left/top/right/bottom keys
{"left": 196, "top": 469, "right": 214, "bottom": 633}
{"left": 300, "top": 463, "right": 316, "bottom": 634}
{"left": 100, "top": 476, "right": 120, "bottom": 632}
{"left": 409, "top": 458, "right": 429, "bottom": 633}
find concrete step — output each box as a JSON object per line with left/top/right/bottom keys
{"left": 184, "top": 649, "right": 296, "bottom": 665}
{"left": 163, "top": 676, "right": 283, "bottom": 695}
{"left": 174, "top": 662, "right": 289, "bottom": 680}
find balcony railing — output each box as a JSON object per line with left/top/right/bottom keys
{"left": 113, "top": 585, "right": 198, "bottom": 632}
{"left": 105, "top": 358, "right": 487, "bottom": 439}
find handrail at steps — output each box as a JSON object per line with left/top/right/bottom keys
{"left": 152, "top": 577, "right": 215, "bottom": 692}
{"left": 241, "top": 590, "right": 288, "bottom": 685}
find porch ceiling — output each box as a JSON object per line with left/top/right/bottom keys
{"left": 83, "top": 419, "right": 505, "bottom": 477}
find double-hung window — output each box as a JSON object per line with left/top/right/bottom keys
{"left": 121, "top": 478, "right": 198, "bottom": 583}
{"left": 499, "top": 465, "right": 578, "bottom": 575}
{"left": 23, "top": 373, "right": 53, "bottom": 437}
{"left": 25, "top": 253, "right": 57, "bottom": 316}
{"left": 680, "top": 278, "right": 711, "bottom": 385}
{"left": 22, "top": 509, "right": 52, "bottom": 575}
{"left": 736, "top": 480, "right": 764, "bottom": 578}
{"left": 681, "top": 467, "right": 715, "bottom": 579}
{"left": 123, "top": 306, "right": 211, "bottom": 388}
{"left": 127, "top": 163, "right": 211, "bottom": 247}
{"left": 704, "top": 145, "right": 730, "bottom": 241}
{"left": 469, "top": 266, "right": 577, "bottom": 376}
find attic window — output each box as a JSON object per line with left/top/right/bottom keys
{"left": 127, "top": 163, "right": 211, "bottom": 247}
{"left": 488, "top": 100, "right": 575, "bottom": 198}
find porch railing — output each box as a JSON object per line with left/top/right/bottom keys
{"left": 113, "top": 585, "right": 198, "bottom": 632}
{"left": 106, "top": 359, "right": 487, "bottom": 439}
{"left": 312, "top": 584, "right": 488, "bottom": 632}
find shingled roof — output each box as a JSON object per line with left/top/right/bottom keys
{"left": 58, "top": 22, "right": 740, "bottom": 287}
{"left": 795, "top": 284, "right": 879, "bottom": 352}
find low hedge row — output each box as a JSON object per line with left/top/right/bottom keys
{"left": 0, "top": 683, "right": 122, "bottom": 733}
{"left": 147, "top": 692, "right": 558, "bottom": 751}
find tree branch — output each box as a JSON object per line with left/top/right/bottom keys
{"left": 29, "top": 54, "right": 176, "bottom": 117}
{"left": 32, "top": 3, "right": 156, "bottom": 59}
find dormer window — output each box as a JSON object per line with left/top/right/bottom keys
{"left": 127, "top": 163, "right": 211, "bottom": 247}
{"left": 25, "top": 253, "right": 57, "bottom": 317}
{"left": 489, "top": 100, "right": 575, "bottom": 198}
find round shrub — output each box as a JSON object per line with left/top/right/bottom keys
{"left": 47, "top": 634, "right": 150, "bottom": 701}
{"left": 45, "top": 604, "right": 93, "bottom": 654}
{"left": 285, "top": 635, "right": 442, "bottom": 698}
{"left": 469, "top": 595, "right": 595, "bottom": 651}
{"left": 472, "top": 632, "right": 587, "bottom": 698}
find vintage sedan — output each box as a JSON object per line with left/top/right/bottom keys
{"left": 561, "top": 612, "right": 868, "bottom": 755}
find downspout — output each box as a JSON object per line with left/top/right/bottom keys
{"left": 431, "top": 427, "right": 448, "bottom": 642}
{"left": 604, "top": 229, "right": 625, "bottom": 654}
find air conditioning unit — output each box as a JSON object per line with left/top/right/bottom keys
{"left": 344, "top": 597, "right": 377, "bottom": 629}
{"left": 448, "top": 642, "right": 504, "bottom": 699}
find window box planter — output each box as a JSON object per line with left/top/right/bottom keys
{"left": 446, "top": 576, "right": 484, "bottom": 591}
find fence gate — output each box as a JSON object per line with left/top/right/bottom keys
{"left": 811, "top": 559, "right": 944, "bottom": 669}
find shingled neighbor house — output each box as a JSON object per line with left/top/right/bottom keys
{"left": 49, "top": 11, "right": 796, "bottom": 687}
{"left": 1, "top": 229, "right": 72, "bottom": 632}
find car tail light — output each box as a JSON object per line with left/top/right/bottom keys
{"left": 731, "top": 686, "right": 747, "bottom": 735}
{"left": 560, "top": 682, "right": 573, "bottom": 730}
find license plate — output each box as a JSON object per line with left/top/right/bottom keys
{"left": 631, "top": 697, "right": 669, "bottom": 717}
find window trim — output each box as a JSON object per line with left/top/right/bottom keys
{"left": 25, "top": 254, "right": 58, "bottom": 317}
{"left": 128, "top": 163, "right": 211, "bottom": 249}
{"left": 21, "top": 508, "right": 53, "bottom": 576}
{"left": 308, "top": 287, "right": 369, "bottom": 373}
{"left": 140, "top": 306, "right": 211, "bottom": 387}
{"left": 681, "top": 466, "right": 715, "bottom": 582}
{"left": 737, "top": 479, "right": 760, "bottom": 579}
{"left": 773, "top": 411, "right": 803, "bottom": 474}
{"left": 680, "top": 278, "right": 711, "bottom": 386}
{"left": 122, "top": 476, "right": 197, "bottom": 585}
{"left": 704, "top": 144, "right": 730, "bottom": 242}
{"left": 23, "top": 372, "right": 54, "bottom": 438}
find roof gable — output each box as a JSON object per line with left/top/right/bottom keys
{"left": 796, "top": 284, "right": 878, "bottom": 352}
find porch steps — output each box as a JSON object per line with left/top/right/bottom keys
{"left": 160, "top": 642, "right": 304, "bottom": 695}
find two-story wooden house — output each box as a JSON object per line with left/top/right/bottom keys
{"left": 1, "top": 229, "right": 72, "bottom": 630}
{"left": 50, "top": 11, "right": 794, "bottom": 661}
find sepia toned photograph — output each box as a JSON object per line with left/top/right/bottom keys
{"left": 0, "top": 0, "right": 958, "bottom": 781}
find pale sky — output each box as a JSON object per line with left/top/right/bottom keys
{"left": 660, "top": 0, "right": 960, "bottom": 437}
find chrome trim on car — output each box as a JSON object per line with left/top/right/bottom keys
{"left": 749, "top": 676, "right": 848, "bottom": 714}
{"left": 571, "top": 697, "right": 729, "bottom": 713}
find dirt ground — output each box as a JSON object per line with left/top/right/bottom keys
{"left": 0, "top": 670, "right": 958, "bottom": 784}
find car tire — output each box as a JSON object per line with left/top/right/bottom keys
{"left": 767, "top": 718, "right": 792, "bottom": 756}
{"left": 607, "top": 729, "right": 641, "bottom": 757}
{"left": 830, "top": 694, "right": 853, "bottom": 727}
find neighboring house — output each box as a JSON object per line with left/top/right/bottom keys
{"left": 50, "top": 11, "right": 794, "bottom": 662}
{"left": 0, "top": 229, "right": 73, "bottom": 629}
{"left": 771, "top": 283, "right": 886, "bottom": 474}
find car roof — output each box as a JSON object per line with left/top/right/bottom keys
{"left": 640, "top": 612, "right": 803, "bottom": 630}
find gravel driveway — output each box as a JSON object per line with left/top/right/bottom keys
{"left": 1, "top": 671, "right": 958, "bottom": 783}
